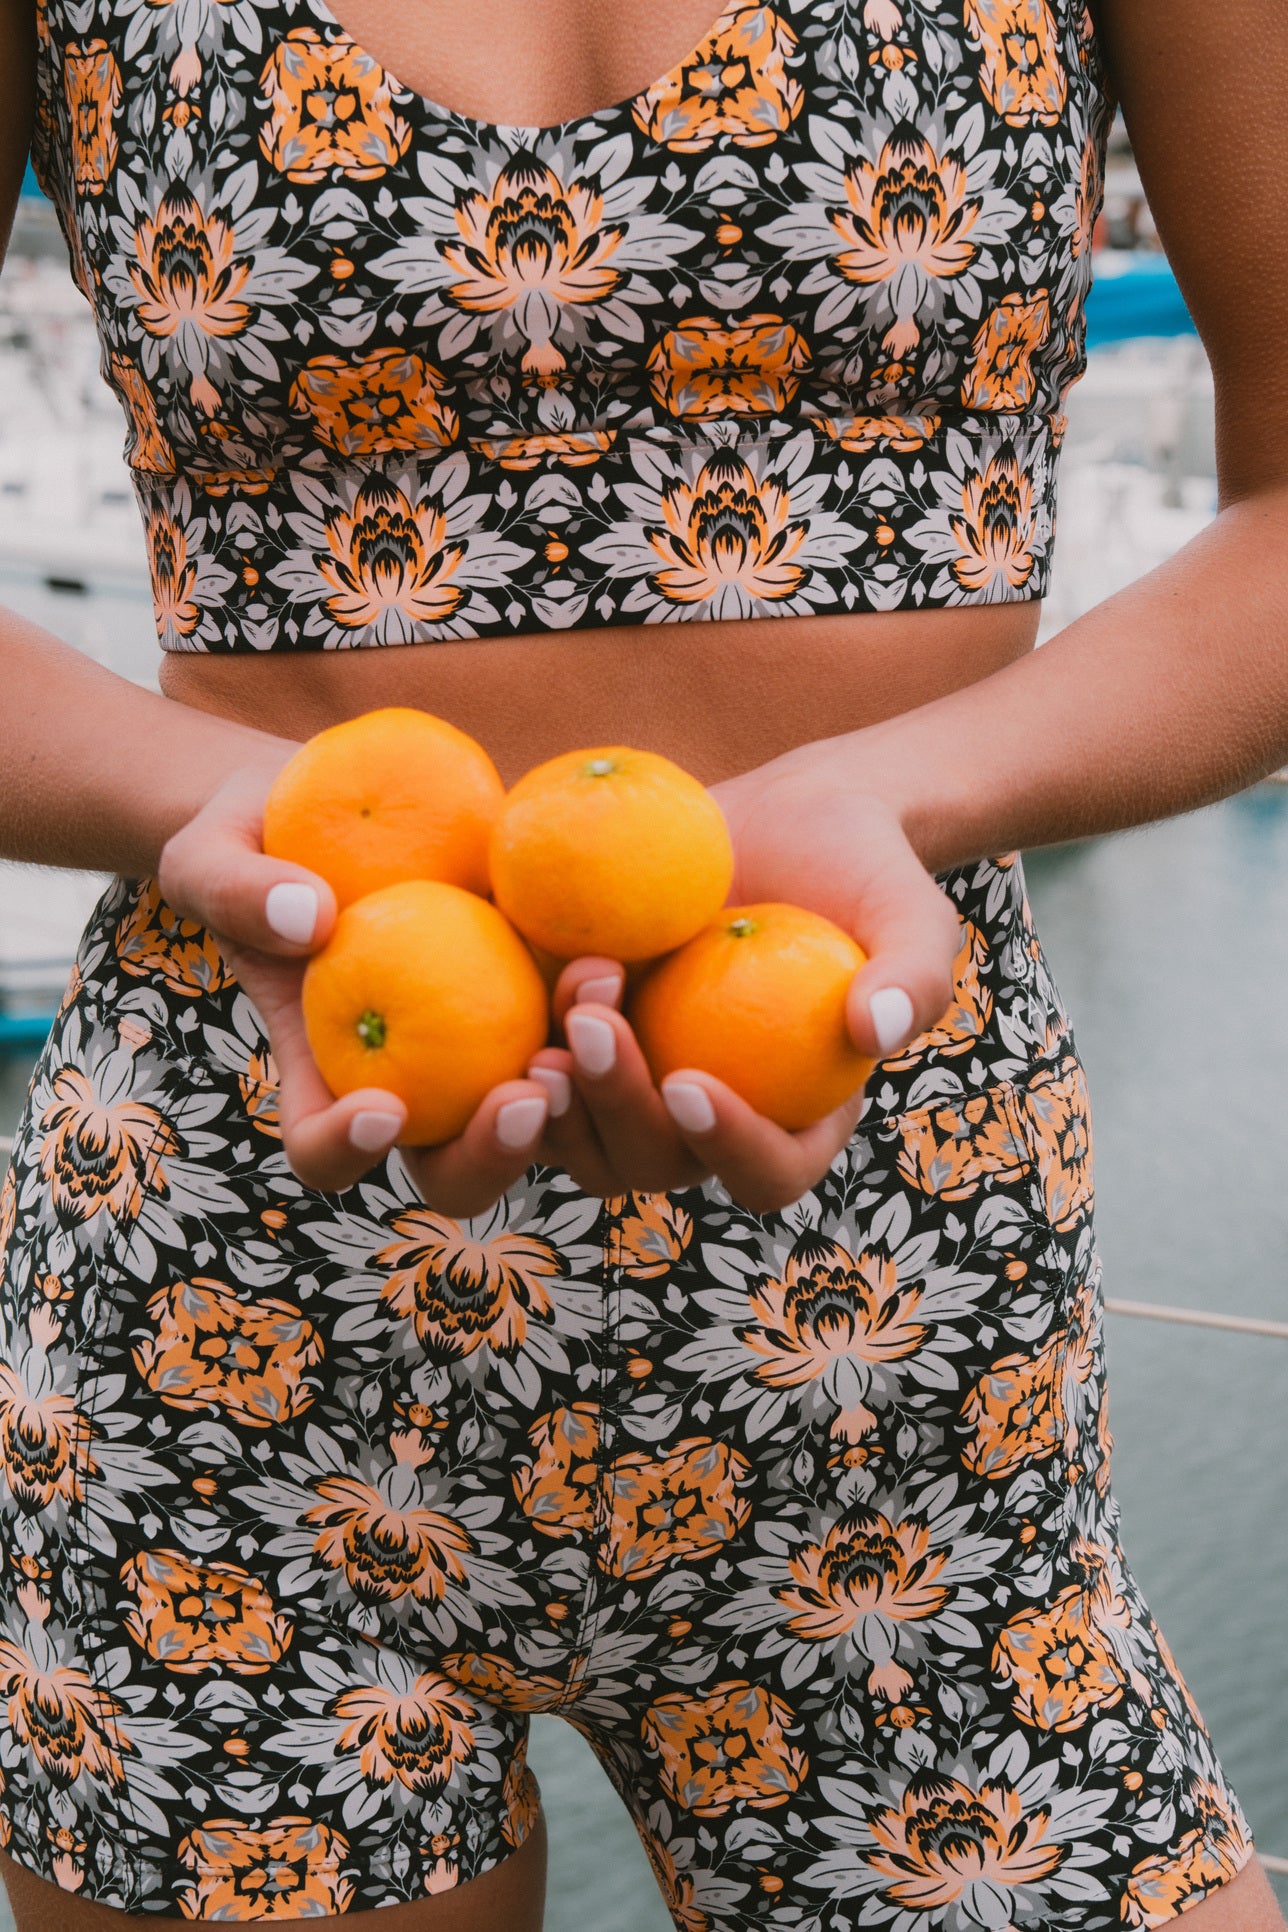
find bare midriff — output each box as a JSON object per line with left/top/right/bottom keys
{"left": 161, "top": 606, "right": 1039, "bottom": 788}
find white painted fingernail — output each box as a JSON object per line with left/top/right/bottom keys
{"left": 566, "top": 1012, "right": 616, "bottom": 1077}
{"left": 496, "top": 1096, "right": 547, "bottom": 1150}
{"left": 349, "top": 1110, "right": 403, "bottom": 1152}
{"left": 528, "top": 1067, "right": 571, "bottom": 1117}
{"left": 870, "top": 985, "right": 916, "bottom": 1053}
{"left": 663, "top": 1081, "right": 717, "bottom": 1136}
{"left": 574, "top": 974, "right": 623, "bottom": 1008}
{"left": 266, "top": 881, "right": 318, "bottom": 946}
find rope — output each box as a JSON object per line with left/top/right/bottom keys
{"left": 1263, "top": 1854, "right": 1288, "bottom": 1876}
{"left": 1104, "top": 1297, "right": 1288, "bottom": 1341}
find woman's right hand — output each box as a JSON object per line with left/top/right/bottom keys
{"left": 156, "top": 760, "right": 553, "bottom": 1212}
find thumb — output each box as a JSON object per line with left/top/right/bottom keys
{"left": 158, "top": 766, "right": 338, "bottom": 959}
{"left": 842, "top": 852, "right": 961, "bottom": 1061}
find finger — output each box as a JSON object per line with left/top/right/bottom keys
{"left": 842, "top": 860, "right": 962, "bottom": 1060}
{"left": 551, "top": 956, "right": 626, "bottom": 1029}
{"left": 563, "top": 1005, "right": 713, "bottom": 1194}
{"left": 526, "top": 1048, "right": 624, "bottom": 1198}
{"left": 402, "top": 1079, "right": 551, "bottom": 1219}
{"left": 160, "top": 809, "right": 337, "bottom": 960}
{"left": 660, "top": 1070, "right": 866, "bottom": 1216}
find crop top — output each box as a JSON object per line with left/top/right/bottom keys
{"left": 29, "top": 0, "right": 1112, "bottom": 650}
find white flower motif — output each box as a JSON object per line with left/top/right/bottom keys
{"left": 582, "top": 428, "right": 868, "bottom": 622}
{"left": 761, "top": 108, "right": 1021, "bottom": 361}
{"left": 906, "top": 423, "right": 1054, "bottom": 603}
{"left": 267, "top": 454, "right": 535, "bottom": 645}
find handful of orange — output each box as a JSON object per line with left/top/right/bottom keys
{"left": 264, "top": 706, "right": 873, "bottom": 1143}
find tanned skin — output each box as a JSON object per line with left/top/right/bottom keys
{"left": 1, "top": 0, "right": 1286, "bottom": 1924}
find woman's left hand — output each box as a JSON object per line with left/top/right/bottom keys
{"left": 528, "top": 744, "right": 963, "bottom": 1214}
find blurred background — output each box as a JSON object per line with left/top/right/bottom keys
{"left": 1, "top": 116, "right": 1285, "bottom": 1929}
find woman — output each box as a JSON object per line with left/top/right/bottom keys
{"left": 0, "top": 0, "right": 1284, "bottom": 1925}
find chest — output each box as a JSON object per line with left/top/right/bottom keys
{"left": 31, "top": 0, "right": 1110, "bottom": 471}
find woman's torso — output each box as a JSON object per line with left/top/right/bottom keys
{"left": 29, "top": 0, "right": 1109, "bottom": 777}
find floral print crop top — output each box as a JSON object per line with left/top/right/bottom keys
{"left": 30, "top": 0, "right": 1112, "bottom": 650}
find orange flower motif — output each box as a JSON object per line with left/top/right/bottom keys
{"left": 777, "top": 1510, "right": 951, "bottom": 1660}
{"left": 962, "top": 1274, "right": 1098, "bottom": 1479}
{"left": 604, "top": 1437, "right": 751, "bottom": 1579}
{"left": 145, "top": 500, "right": 204, "bottom": 643}
{"left": 964, "top": 0, "right": 1067, "bottom": 127}
{"left": 960, "top": 1333, "right": 1063, "bottom": 1479}
{"left": 0, "top": 1638, "right": 132, "bottom": 1789}
{"left": 993, "top": 1536, "right": 1129, "bottom": 1730}
{"left": 316, "top": 476, "right": 468, "bottom": 631}
{"left": 816, "top": 411, "right": 941, "bottom": 453}
{"left": 633, "top": 5, "right": 803, "bottom": 152}
{"left": 306, "top": 1475, "right": 473, "bottom": 1606}
{"left": 115, "top": 880, "right": 231, "bottom": 998}
{"left": 176, "top": 1816, "right": 353, "bottom": 1920}
{"left": 648, "top": 449, "right": 807, "bottom": 607}
{"left": 109, "top": 354, "right": 175, "bottom": 473}
{"left": 961, "top": 292, "right": 1052, "bottom": 412}
{"left": 121, "top": 1548, "right": 295, "bottom": 1676}
{"left": 440, "top": 156, "right": 625, "bottom": 380}
{"left": 128, "top": 185, "right": 252, "bottom": 411}
{"left": 868, "top": 1772, "right": 1064, "bottom": 1908}
{"left": 258, "top": 30, "right": 412, "bottom": 182}
{"left": 0, "top": 1357, "right": 94, "bottom": 1513}
{"left": 608, "top": 1193, "right": 693, "bottom": 1278}
{"left": 1122, "top": 1781, "right": 1253, "bottom": 1927}
{"left": 502, "top": 1736, "right": 541, "bottom": 1848}
{"left": 440, "top": 1650, "right": 569, "bottom": 1714}
{"left": 647, "top": 316, "right": 810, "bottom": 419}
{"left": 239, "top": 1051, "right": 281, "bottom": 1140}
{"left": 741, "top": 1235, "right": 926, "bottom": 1442}
{"left": 948, "top": 449, "right": 1038, "bottom": 594}
{"left": 896, "top": 1085, "right": 1029, "bottom": 1199}
{"left": 331, "top": 1672, "right": 476, "bottom": 1792}
{"left": 830, "top": 132, "right": 983, "bottom": 357}
{"left": 881, "top": 921, "right": 991, "bottom": 1069}
{"left": 642, "top": 1680, "right": 806, "bottom": 1814}
{"left": 290, "top": 349, "right": 458, "bottom": 458}
{"left": 38, "top": 1065, "right": 177, "bottom": 1228}
{"left": 469, "top": 429, "right": 617, "bottom": 470}
{"left": 133, "top": 1278, "right": 323, "bottom": 1429}
{"left": 378, "top": 1210, "right": 563, "bottom": 1358}
{"left": 1022, "top": 1058, "right": 1094, "bottom": 1229}
{"left": 63, "top": 41, "right": 121, "bottom": 195}
{"left": 512, "top": 1404, "right": 600, "bottom": 1540}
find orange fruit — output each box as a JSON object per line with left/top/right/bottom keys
{"left": 264, "top": 707, "right": 504, "bottom": 909}
{"left": 489, "top": 746, "right": 734, "bottom": 962}
{"left": 302, "top": 881, "right": 548, "bottom": 1146}
{"left": 628, "top": 903, "right": 875, "bottom": 1131}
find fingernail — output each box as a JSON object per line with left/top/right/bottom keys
{"left": 496, "top": 1096, "right": 547, "bottom": 1150}
{"left": 663, "top": 1081, "right": 717, "bottom": 1136}
{"left": 566, "top": 1012, "right": 616, "bottom": 1077}
{"left": 574, "top": 974, "right": 623, "bottom": 1008}
{"left": 266, "top": 881, "right": 318, "bottom": 946}
{"left": 349, "top": 1109, "right": 403, "bottom": 1153}
{"left": 870, "top": 985, "right": 916, "bottom": 1053}
{"left": 528, "top": 1067, "right": 571, "bottom": 1117}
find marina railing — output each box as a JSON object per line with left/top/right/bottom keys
{"left": 0, "top": 1127, "right": 1285, "bottom": 1881}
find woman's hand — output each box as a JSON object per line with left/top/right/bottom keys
{"left": 521, "top": 745, "right": 963, "bottom": 1215}
{"left": 157, "top": 760, "right": 556, "bottom": 1214}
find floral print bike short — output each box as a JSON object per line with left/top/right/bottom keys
{"left": 0, "top": 856, "right": 1253, "bottom": 1925}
